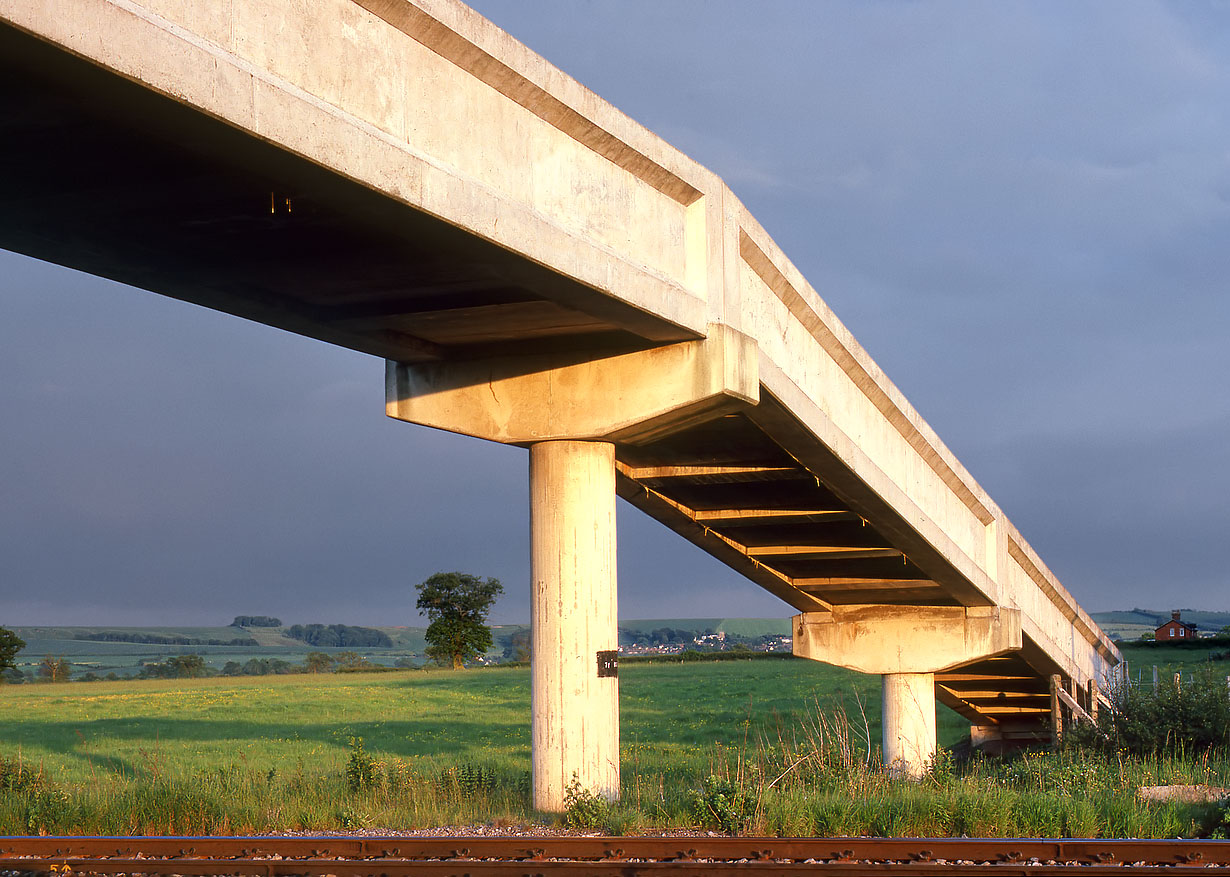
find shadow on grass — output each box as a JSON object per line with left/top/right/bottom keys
{"left": 2, "top": 715, "right": 529, "bottom": 779}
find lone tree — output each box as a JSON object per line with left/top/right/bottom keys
{"left": 38, "top": 655, "right": 71, "bottom": 683}
{"left": 0, "top": 627, "right": 25, "bottom": 675}
{"left": 415, "top": 571, "right": 503, "bottom": 669}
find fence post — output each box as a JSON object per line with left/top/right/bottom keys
{"left": 1087, "top": 678, "right": 1099, "bottom": 724}
{"left": 1050, "top": 674, "right": 1063, "bottom": 749}
{"left": 1152, "top": 665, "right": 1159, "bottom": 691}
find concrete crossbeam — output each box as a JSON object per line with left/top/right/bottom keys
{"left": 386, "top": 323, "right": 757, "bottom": 445}
{"left": 792, "top": 606, "right": 1022, "bottom": 676}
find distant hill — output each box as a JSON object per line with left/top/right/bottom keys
{"left": 1089, "top": 609, "right": 1230, "bottom": 641}
{"left": 14, "top": 612, "right": 1224, "bottom": 678}
{"left": 14, "top": 612, "right": 1224, "bottom": 658}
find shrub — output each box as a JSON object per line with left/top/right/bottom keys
{"left": 24, "top": 789, "right": 72, "bottom": 834}
{"left": 1069, "top": 669, "right": 1230, "bottom": 755}
{"left": 0, "top": 756, "right": 44, "bottom": 793}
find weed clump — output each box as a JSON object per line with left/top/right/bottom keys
{"left": 436, "top": 762, "right": 495, "bottom": 799}
{"left": 687, "top": 774, "right": 754, "bottom": 833}
{"left": 0, "top": 756, "right": 44, "bottom": 794}
{"left": 345, "top": 737, "right": 378, "bottom": 791}
{"left": 562, "top": 779, "right": 610, "bottom": 831}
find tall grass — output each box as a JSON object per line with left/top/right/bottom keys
{"left": 2, "top": 665, "right": 1227, "bottom": 837}
{"left": 654, "top": 695, "right": 1229, "bottom": 839}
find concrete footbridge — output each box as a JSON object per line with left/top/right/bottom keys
{"left": 1, "top": 0, "right": 1118, "bottom": 808}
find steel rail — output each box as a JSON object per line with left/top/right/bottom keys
{"left": 2, "top": 861, "right": 1230, "bottom": 877}
{"left": 1, "top": 836, "right": 1228, "bottom": 876}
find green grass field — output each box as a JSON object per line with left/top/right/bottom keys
{"left": 0, "top": 660, "right": 891, "bottom": 784}
{"left": 3, "top": 656, "right": 1229, "bottom": 837}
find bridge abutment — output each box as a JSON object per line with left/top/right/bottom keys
{"left": 529, "top": 440, "right": 620, "bottom": 811}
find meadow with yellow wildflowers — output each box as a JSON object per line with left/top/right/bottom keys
{"left": 2, "top": 658, "right": 1228, "bottom": 836}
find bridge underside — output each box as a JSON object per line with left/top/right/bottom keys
{"left": 615, "top": 409, "right": 958, "bottom": 610}
{"left": 612, "top": 405, "right": 1068, "bottom": 746}
{"left": 0, "top": 24, "right": 692, "bottom": 368}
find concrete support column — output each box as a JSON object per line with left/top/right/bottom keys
{"left": 882, "top": 672, "right": 936, "bottom": 778}
{"left": 529, "top": 440, "right": 619, "bottom": 812}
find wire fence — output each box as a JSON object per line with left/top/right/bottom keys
{"left": 1118, "top": 664, "right": 1230, "bottom": 691}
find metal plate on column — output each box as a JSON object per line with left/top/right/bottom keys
{"left": 597, "top": 650, "right": 618, "bottom": 678}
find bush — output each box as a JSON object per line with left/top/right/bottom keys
{"left": 1069, "top": 669, "right": 1230, "bottom": 755}
{"left": 23, "top": 789, "right": 72, "bottom": 834}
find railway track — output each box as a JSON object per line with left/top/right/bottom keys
{"left": 2, "top": 837, "right": 1229, "bottom": 876}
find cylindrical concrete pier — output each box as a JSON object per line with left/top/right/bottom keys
{"left": 529, "top": 440, "right": 620, "bottom": 812}
{"left": 882, "top": 672, "right": 936, "bottom": 778}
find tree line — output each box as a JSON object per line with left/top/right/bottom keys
{"left": 284, "top": 624, "right": 393, "bottom": 648}
{"left": 143, "top": 651, "right": 406, "bottom": 678}
{"left": 3, "top": 650, "right": 418, "bottom": 683}
{"left": 231, "top": 615, "right": 282, "bottom": 628}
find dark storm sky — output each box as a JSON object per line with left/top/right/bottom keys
{"left": 2, "top": 1, "right": 1228, "bottom": 626}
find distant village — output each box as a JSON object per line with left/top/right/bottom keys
{"left": 616, "top": 627, "right": 793, "bottom": 657}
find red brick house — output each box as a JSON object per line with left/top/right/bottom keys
{"left": 1155, "top": 610, "right": 1198, "bottom": 641}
